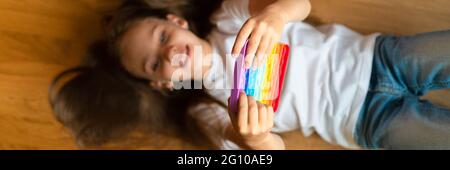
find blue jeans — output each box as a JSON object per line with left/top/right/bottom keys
{"left": 355, "top": 30, "right": 450, "bottom": 149}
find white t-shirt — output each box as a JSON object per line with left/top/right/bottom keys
{"left": 189, "top": 0, "right": 380, "bottom": 149}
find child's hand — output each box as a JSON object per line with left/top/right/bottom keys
{"left": 232, "top": 9, "right": 288, "bottom": 69}
{"left": 150, "top": 80, "right": 173, "bottom": 90}
{"left": 227, "top": 91, "right": 275, "bottom": 145}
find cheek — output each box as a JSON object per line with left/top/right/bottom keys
{"left": 159, "top": 67, "right": 173, "bottom": 80}
{"left": 172, "top": 29, "right": 197, "bottom": 43}
{"left": 121, "top": 57, "right": 140, "bottom": 78}
{"left": 159, "top": 62, "right": 179, "bottom": 80}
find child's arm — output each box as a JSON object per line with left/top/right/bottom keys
{"left": 232, "top": 0, "right": 311, "bottom": 69}
{"left": 225, "top": 125, "right": 285, "bottom": 150}
{"left": 249, "top": 0, "right": 311, "bottom": 21}
{"left": 226, "top": 92, "right": 285, "bottom": 150}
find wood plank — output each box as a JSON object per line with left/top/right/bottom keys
{"left": 0, "top": 0, "right": 449, "bottom": 150}
{"left": 308, "top": 0, "right": 450, "bottom": 35}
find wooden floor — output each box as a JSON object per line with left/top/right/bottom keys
{"left": 0, "top": 0, "right": 449, "bottom": 150}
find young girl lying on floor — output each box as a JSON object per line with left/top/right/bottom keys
{"left": 50, "top": 0, "right": 450, "bottom": 149}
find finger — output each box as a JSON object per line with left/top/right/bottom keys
{"left": 245, "top": 26, "right": 266, "bottom": 69}
{"left": 227, "top": 97, "right": 236, "bottom": 124}
{"left": 151, "top": 81, "right": 164, "bottom": 89}
{"left": 257, "top": 103, "right": 267, "bottom": 130}
{"left": 255, "top": 34, "right": 271, "bottom": 68}
{"left": 164, "top": 81, "right": 173, "bottom": 90}
{"left": 247, "top": 96, "right": 258, "bottom": 134}
{"left": 264, "top": 38, "right": 277, "bottom": 63}
{"left": 267, "top": 37, "right": 277, "bottom": 55}
{"left": 238, "top": 91, "right": 248, "bottom": 130}
{"left": 267, "top": 105, "right": 274, "bottom": 129}
{"left": 232, "top": 21, "right": 255, "bottom": 56}
{"left": 150, "top": 81, "right": 158, "bottom": 88}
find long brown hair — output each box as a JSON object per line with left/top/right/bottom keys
{"left": 49, "top": 0, "right": 224, "bottom": 148}
{"left": 49, "top": 40, "right": 168, "bottom": 147}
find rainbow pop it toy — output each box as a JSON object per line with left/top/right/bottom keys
{"left": 230, "top": 41, "right": 290, "bottom": 113}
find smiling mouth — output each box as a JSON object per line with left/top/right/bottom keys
{"left": 175, "top": 46, "right": 190, "bottom": 68}
{"left": 179, "top": 55, "right": 188, "bottom": 67}
{"left": 170, "top": 45, "right": 191, "bottom": 68}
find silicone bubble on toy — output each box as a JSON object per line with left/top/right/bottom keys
{"left": 230, "top": 41, "right": 290, "bottom": 114}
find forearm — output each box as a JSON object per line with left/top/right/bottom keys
{"left": 266, "top": 0, "right": 311, "bottom": 22}
{"left": 245, "top": 133, "right": 286, "bottom": 150}
{"left": 250, "top": 0, "right": 311, "bottom": 22}
{"left": 225, "top": 124, "right": 285, "bottom": 150}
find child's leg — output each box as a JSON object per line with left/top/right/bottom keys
{"left": 380, "top": 97, "right": 450, "bottom": 149}
{"left": 362, "top": 94, "right": 450, "bottom": 149}
{"left": 356, "top": 30, "right": 450, "bottom": 149}
{"left": 373, "top": 29, "right": 450, "bottom": 95}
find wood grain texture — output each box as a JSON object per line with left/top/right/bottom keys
{"left": 0, "top": 0, "right": 449, "bottom": 150}
{"left": 308, "top": 0, "right": 450, "bottom": 35}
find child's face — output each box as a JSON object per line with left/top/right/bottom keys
{"left": 119, "top": 14, "right": 211, "bottom": 82}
